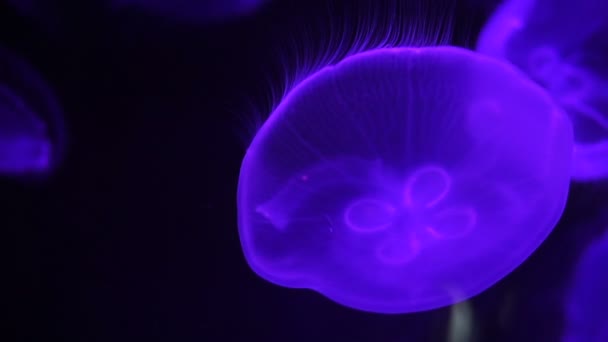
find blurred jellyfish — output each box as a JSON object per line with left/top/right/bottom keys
{"left": 447, "top": 298, "right": 476, "bottom": 342}
{"left": 477, "top": 0, "right": 608, "bottom": 181}
{"left": 108, "top": 0, "right": 269, "bottom": 23}
{"left": 0, "top": 45, "right": 65, "bottom": 177}
{"left": 237, "top": 44, "right": 573, "bottom": 313}
{"left": 563, "top": 228, "right": 608, "bottom": 342}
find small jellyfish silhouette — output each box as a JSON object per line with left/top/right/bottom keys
{"left": 563, "top": 228, "right": 608, "bottom": 342}
{"left": 237, "top": 46, "right": 573, "bottom": 313}
{"left": 0, "top": 45, "right": 65, "bottom": 176}
{"left": 477, "top": 0, "right": 608, "bottom": 181}
{"left": 108, "top": 0, "right": 268, "bottom": 23}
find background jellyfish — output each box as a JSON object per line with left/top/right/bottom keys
{"left": 237, "top": 45, "right": 573, "bottom": 314}
{"left": 476, "top": 0, "right": 608, "bottom": 181}
{"left": 6, "top": 0, "right": 269, "bottom": 27}
{"left": 563, "top": 227, "right": 608, "bottom": 342}
{"left": 0, "top": 45, "right": 65, "bottom": 177}
{"left": 108, "top": 0, "right": 269, "bottom": 24}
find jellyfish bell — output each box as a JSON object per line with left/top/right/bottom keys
{"left": 477, "top": 0, "right": 608, "bottom": 181}
{"left": 237, "top": 45, "right": 573, "bottom": 314}
{"left": 0, "top": 45, "right": 66, "bottom": 178}
{"left": 0, "top": 84, "right": 51, "bottom": 174}
{"left": 564, "top": 227, "right": 608, "bottom": 342}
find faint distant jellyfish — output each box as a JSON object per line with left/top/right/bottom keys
{"left": 9, "top": 0, "right": 268, "bottom": 23}
{"left": 0, "top": 45, "right": 65, "bottom": 176}
{"left": 563, "top": 228, "right": 608, "bottom": 342}
{"left": 477, "top": 0, "right": 608, "bottom": 181}
{"left": 237, "top": 46, "right": 573, "bottom": 314}
{"left": 108, "top": 0, "right": 268, "bottom": 23}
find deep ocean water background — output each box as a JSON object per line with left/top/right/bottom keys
{"left": 2, "top": 0, "right": 608, "bottom": 341}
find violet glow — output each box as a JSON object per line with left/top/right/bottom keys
{"left": 477, "top": 0, "right": 608, "bottom": 181}
{"left": 564, "top": 228, "right": 608, "bottom": 342}
{"left": 0, "top": 45, "right": 65, "bottom": 176}
{"left": 237, "top": 45, "right": 573, "bottom": 313}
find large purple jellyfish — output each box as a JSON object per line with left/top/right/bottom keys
{"left": 108, "top": 0, "right": 268, "bottom": 23}
{"left": 237, "top": 46, "right": 573, "bottom": 313}
{"left": 477, "top": 0, "right": 608, "bottom": 181}
{"left": 0, "top": 46, "right": 65, "bottom": 176}
{"left": 564, "top": 228, "right": 608, "bottom": 342}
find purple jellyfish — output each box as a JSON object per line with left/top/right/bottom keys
{"left": 108, "top": 0, "right": 268, "bottom": 23}
{"left": 0, "top": 46, "right": 65, "bottom": 176}
{"left": 237, "top": 46, "right": 573, "bottom": 313}
{"left": 563, "top": 228, "right": 608, "bottom": 342}
{"left": 477, "top": 0, "right": 608, "bottom": 181}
